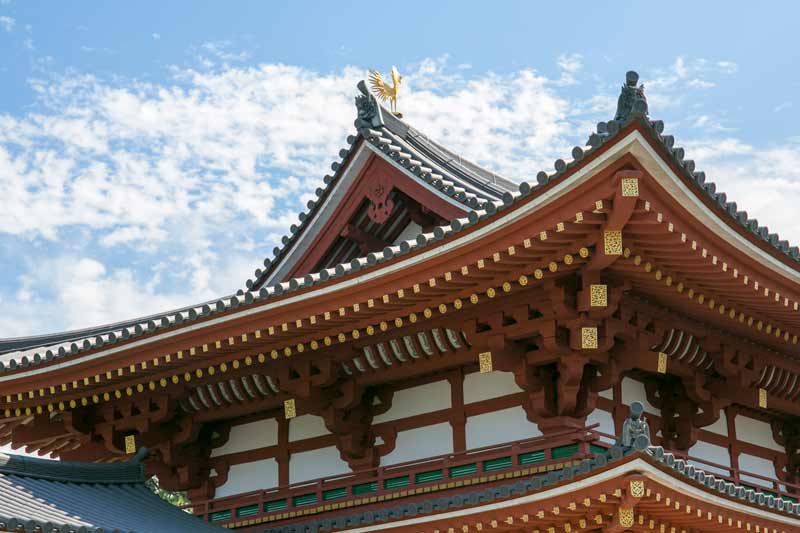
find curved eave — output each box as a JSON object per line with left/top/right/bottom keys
{"left": 347, "top": 454, "right": 800, "bottom": 532}
{"left": 261, "top": 446, "right": 800, "bottom": 533}
{"left": 4, "top": 116, "right": 800, "bottom": 381}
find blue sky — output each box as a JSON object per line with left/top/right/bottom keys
{"left": 0, "top": 0, "right": 799, "bottom": 338}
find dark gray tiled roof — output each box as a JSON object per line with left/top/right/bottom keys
{"left": 0, "top": 450, "right": 223, "bottom": 533}
{"left": 2, "top": 71, "right": 798, "bottom": 376}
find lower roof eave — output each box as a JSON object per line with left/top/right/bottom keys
{"left": 330, "top": 455, "right": 800, "bottom": 533}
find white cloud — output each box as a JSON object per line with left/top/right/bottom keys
{"left": 646, "top": 56, "right": 738, "bottom": 110}
{"left": 555, "top": 53, "right": 583, "bottom": 85}
{"left": 0, "top": 15, "right": 14, "bottom": 32}
{"left": 152, "top": 32, "right": 161, "bottom": 40}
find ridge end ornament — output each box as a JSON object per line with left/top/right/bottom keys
{"left": 368, "top": 66, "right": 403, "bottom": 117}
{"left": 618, "top": 401, "right": 651, "bottom": 449}
{"left": 614, "top": 70, "right": 648, "bottom": 122}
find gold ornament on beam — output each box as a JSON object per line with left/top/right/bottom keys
{"left": 478, "top": 352, "right": 493, "bottom": 373}
{"left": 657, "top": 352, "right": 668, "bottom": 374}
{"left": 368, "top": 66, "right": 403, "bottom": 117}
{"left": 284, "top": 398, "right": 297, "bottom": 419}
{"left": 124, "top": 434, "right": 137, "bottom": 454}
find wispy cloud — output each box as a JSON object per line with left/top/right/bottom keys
{"left": 0, "top": 15, "right": 15, "bottom": 32}
{"left": 555, "top": 53, "right": 583, "bottom": 85}
{"left": 80, "top": 45, "right": 115, "bottom": 54}
{"left": 646, "top": 56, "right": 738, "bottom": 110}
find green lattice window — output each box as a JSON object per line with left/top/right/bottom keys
{"left": 383, "top": 476, "right": 410, "bottom": 489}
{"left": 483, "top": 456, "right": 512, "bottom": 472}
{"left": 264, "top": 499, "right": 287, "bottom": 512}
{"left": 449, "top": 463, "right": 478, "bottom": 478}
{"left": 209, "top": 510, "right": 231, "bottom": 522}
{"left": 236, "top": 504, "right": 259, "bottom": 518}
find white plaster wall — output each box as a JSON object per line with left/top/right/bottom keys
{"left": 289, "top": 414, "right": 330, "bottom": 441}
{"left": 586, "top": 408, "right": 616, "bottom": 444}
{"left": 463, "top": 371, "right": 523, "bottom": 404}
{"left": 738, "top": 452, "right": 778, "bottom": 487}
{"left": 216, "top": 458, "right": 279, "bottom": 498}
{"left": 211, "top": 419, "right": 278, "bottom": 458}
{"left": 598, "top": 388, "right": 613, "bottom": 400}
{"left": 373, "top": 380, "right": 451, "bottom": 423}
{"left": 620, "top": 378, "right": 660, "bottom": 415}
{"left": 700, "top": 410, "right": 728, "bottom": 436}
{"left": 688, "top": 441, "right": 731, "bottom": 476}
{"left": 465, "top": 406, "right": 541, "bottom": 449}
{"left": 734, "top": 415, "right": 783, "bottom": 451}
{"left": 392, "top": 222, "right": 422, "bottom": 245}
{"left": 381, "top": 423, "right": 453, "bottom": 466}
{"left": 289, "top": 445, "right": 350, "bottom": 484}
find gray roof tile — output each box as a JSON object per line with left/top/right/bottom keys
{"left": 0, "top": 451, "right": 223, "bottom": 532}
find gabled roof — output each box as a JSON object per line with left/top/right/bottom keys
{"left": 0, "top": 450, "right": 223, "bottom": 532}
{"left": 1, "top": 70, "right": 799, "bottom": 378}
{"left": 245, "top": 81, "right": 517, "bottom": 289}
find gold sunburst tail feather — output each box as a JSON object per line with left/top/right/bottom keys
{"left": 368, "top": 70, "right": 392, "bottom": 102}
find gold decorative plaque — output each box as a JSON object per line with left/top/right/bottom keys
{"left": 657, "top": 352, "right": 668, "bottom": 374}
{"left": 124, "top": 434, "right": 137, "bottom": 454}
{"left": 589, "top": 284, "right": 608, "bottom": 307}
{"left": 758, "top": 388, "right": 768, "bottom": 409}
{"left": 581, "top": 327, "right": 598, "bottom": 349}
{"left": 603, "top": 230, "right": 623, "bottom": 256}
{"left": 621, "top": 177, "right": 639, "bottom": 197}
{"left": 618, "top": 507, "right": 634, "bottom": 528}
{"left": 630, "top": 479, "right": 645, "bottom": 498}
{"left": 284, "top": 398, "right": 297, "bottom": 419}
{"left": 478, "top": 352, "right": 493, "bottom": 373}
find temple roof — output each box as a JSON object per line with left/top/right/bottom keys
{"left": 1, "top": 69, "right": 799, "bottom": 376}
{"left": 0, "top": 450, "right": 223, "bottom": 532}
{"left": 245, "top": 82, "right": 518, "bottom": 289}
{"left": 256, "top": 419, "right": 800, "bottom": 533}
